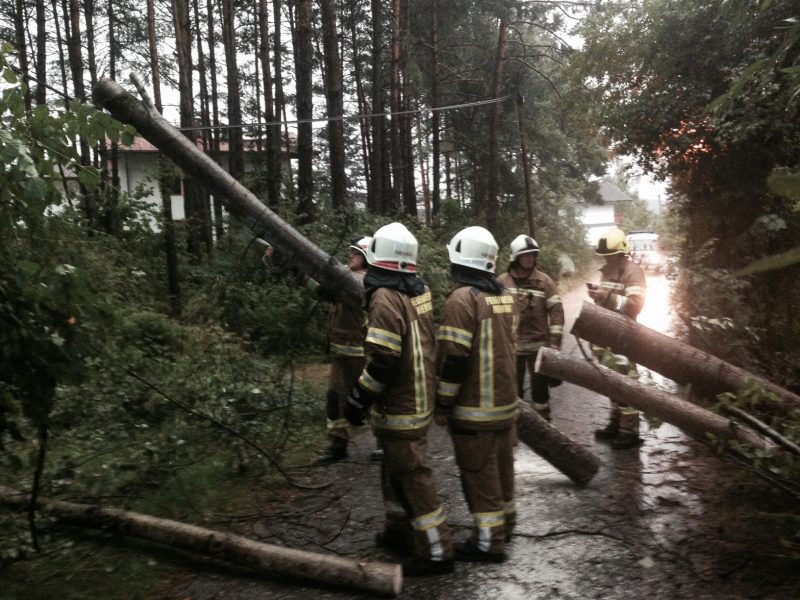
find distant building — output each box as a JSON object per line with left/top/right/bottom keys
{"left": 580, "top": 179, "right": 633, "bottom": 247}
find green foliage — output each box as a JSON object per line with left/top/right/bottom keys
{"left": 571, "top": 0, "right": 800, "bottom": 388}
{"left": 712, "top": 382, "right": 800, "bottom": 488}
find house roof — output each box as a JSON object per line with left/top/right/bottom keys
{"left": 597, "top": 179, "right": 634, "bottom": 203}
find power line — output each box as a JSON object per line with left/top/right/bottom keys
{"left": 177, "top": 95, "right": 516, "bottom": 133}
{"left": 6, "top": 61, "right": 514, "bottom": 135}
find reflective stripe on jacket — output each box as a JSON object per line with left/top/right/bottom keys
{"left": 597, "top": 259, "right": 646, "bottom": 320}
{"left": 363, "top": 286, "right": 437, "bottom": 434}
{"left": 497, "top": 268, "right": 563, "bottom": 354}
{"left": 436, "top": 285, "right": 518, "bottom": 430}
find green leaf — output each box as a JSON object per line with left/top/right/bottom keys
{"left": 77, "top": 167, "right": 101, "bottom": 190}
{"left": 23, "top": 178, "right": 48, "bottom": 204}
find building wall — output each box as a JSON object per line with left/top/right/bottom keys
{"left": 580, "top": 204, "right": 617, "bottom": 246}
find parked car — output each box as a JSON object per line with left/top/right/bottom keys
{"left": 627, "top": 230, "right": 664, "bottom": 272}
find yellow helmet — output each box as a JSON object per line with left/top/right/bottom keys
{"left": 595, "top": 226, "right": 629, "bottom": 256}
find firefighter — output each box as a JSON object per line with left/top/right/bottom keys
{"left": 587, "top": 226, "right": 647, "bottom": 450}
{"left": 496, "top": 235, "right": 564, "bottom": 420}
{"left": 344, "top": 222, "right": 454, "bottom": 577}
{"left": 315, "top": 236, "right": 371, "bottom": 465}
{"left": 435, "top": 226, "right": 518, "bottom": 563}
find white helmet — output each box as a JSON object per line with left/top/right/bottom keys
{"left": 509, "top": 234, "right": 540, "bottom": 262}
{"left": 447, "top": 226, "right": 499, "bottom": 273}
{"left": 367, "top": 222, "right": 418, "bottom": 272}
{"left": 350, "top": 236, "right": 372, "bottom": 260}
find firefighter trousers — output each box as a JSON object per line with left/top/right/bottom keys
{"left": 451, "top": 425, "right": 516, "bottom": 553}
{"left": 378, "top": 432, "right": 453, "bottom": 561}
{"left": 326, "top": 355, "right": 365, "bottom": 441}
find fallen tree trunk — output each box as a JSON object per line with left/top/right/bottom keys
{"left": 534, "top": 348, "right": 777, "bottom": 451}
{"left": 572, "top": 301, "right": 800, "bottom": 414}
{"left": 0, "top": 485, "right": 401, "bottom": 596}
{"left": 516, "top": 401, "right": 602, "bottom": 485}
{"left": 93, "top": 78, "right": 363, "bottom": 304}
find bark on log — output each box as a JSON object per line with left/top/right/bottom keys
{"left": 93, "top": 78, "right": 363, "bottom": 304}
{"left": 516, "top": 401, "right": 602, "bottom": 485}
{"left": 0, "top": 485, "right": 401, "bottom": 596}
{"left": 535, "top": 348, "right": 777, "bottom": 451}
{"left": 572, "top": 301, "right": 800, "bottom": 414}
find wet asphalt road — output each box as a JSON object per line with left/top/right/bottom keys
{"left": 161, "top": 272, "right": 800, "bottom": 600}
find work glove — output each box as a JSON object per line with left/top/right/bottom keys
{"left": 345, "top": 383, "right": 374, "bottom": 426}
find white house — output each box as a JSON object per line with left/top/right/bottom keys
{"left": 580, "top": 179, "right": 633, "bottom": 247}
{"left": 114, "top": 134, "right": 296, "bottom": 220}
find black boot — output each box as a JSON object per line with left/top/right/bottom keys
{"left": 610, "top": 431, "right": 643, "bottom": 450}
{"left": 315, "top": 439, "right": 347, "bottom": 465}
{"left": 532, "top": 402, "right": 551, "bottom": 421}
{"left": 454, "top": 540, "right": 507, "bottom": 563}
{"left": 593, "top": 423, "right": 620, "bottom": 441}
{"left": 402, "top": 555, "right": 454, "bottom": 576}
{"left": 375, "top": 528, "right": 412, "bottom": 556}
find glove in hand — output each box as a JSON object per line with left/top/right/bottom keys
{"left": 345, "top": 385, "right": 371, "bottom": 426}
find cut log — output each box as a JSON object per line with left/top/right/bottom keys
{"left": 534, "top": 347, "right": 777, "bottom": 451}
{"left": 572, "top": 301, "right": 800, "bottom": 414}
{"left": 516, "top": 401, "right": 602, "bottom": 485}
{"left": 0, "top": 485, "right": 401, "bottom": 596}
{"left": 93, "top": 79, "right": 363, "bottom": 305}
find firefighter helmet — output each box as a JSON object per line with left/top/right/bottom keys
{"left": 447, "top": 226, "right": 499, "bottom": 273}
{"left": 367, "top": 223, "right": 418, "bottom": 272}
{"left": 595, "top": 226, "right": 629, "bottom": 256}
{"left": 509, "top": 234, "right": 540, "bottom": 262}
{"left": 350, "top": 236, "right": 372, "bottom": 260}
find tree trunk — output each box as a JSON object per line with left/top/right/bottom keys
{"left": 67, "top": 0, "right": 95, "bottom": 226}
{"left": 221, "top": 0, "right": 244, "bottom": 182}
{"left": 516, "top": 97, "right": 535, "bottom": 237}
{"left": 516, "top": 401, "right": 601, "bottom": 486}
{"left": 571, "top": 301, "right": 800, "bottom": 414}
{"left": 35, "top": 0, "right": 47, "bottom": 105}
{"left": 94, "top": 79, "right": 364, "bottom": 304}
{"left": 415, "top": 115, "right": 430, "bottom": 226}
{"left": 430, "top": 0, "right": 440, "bottom": 221}
{"left": 172, "top": 0, "right": 203, "bottom": 262}
{"left": 107, "top": 0, "right": 121, "bottom": 234}
{"left": 346, "top": 0, "right": 371, "bottom": 197}
{"left": 0, "top": 486, "right": 402, "bottom": 596}
{"left": 389, "top": 0, "right": 401, "bottom": 212}
{"left": 368, "top": 0, "right": 385, "bottom": 214}
{"left": 192, "top": 0, "right": 219, "bottom": 246}
{"left": 204, "top": 0, "right": 225, "bottom": 231}
{"left": 148, "top": 0, "right": 181, "bottom": 315}
{"left": 320, "top": 0, "right": 347, "bottom": 209}
{"left": 295, "top": 0, "right": 315, "bottom": 221}
{"left": 485, "top": 16, "right": 507, "bottom": 232}
{"left": 272, "top": 0, "right": 286, "bottom": 207}
{"left": 258, "top": 0, "right": 280, "bottom": 208}
{"left": 534, "top": 347, "right": 776, "bottom": 451}
{"left": 14, "top": 0, "right": 32, "bottom": 111}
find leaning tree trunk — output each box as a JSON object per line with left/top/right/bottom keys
{"left": 516, "top": 401, "right": 601, "bottom": 485}
{"left": 534, "top": 347, "right": 776, "bottom": 451}
{"left": 94, "top": 79, "right": 363, "bottom": 304}
{"left": 0, "top": 486, "right": 402, "bottom": 596}
{"left": 572, "top": 301, "right": 800, "bottom": 414}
